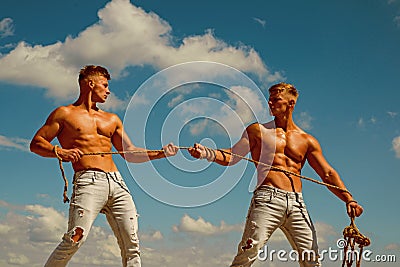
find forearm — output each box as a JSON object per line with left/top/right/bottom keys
{"left": 123, "top": 148, "right": 166, "bottom": 163}
{"left": 30, "top": 136, "right": 57, "bottom": 158}
{"left": 214, "top": 149, "right": 233, "bottom": 166}
{"left": 323, "top": 171, "right": 354, "bottom": 203}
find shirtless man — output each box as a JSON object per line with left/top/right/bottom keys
{"left": 30, "top": 65, "right": 178, "bottom": 267}
{"left": 189, "top": 82, "right": 363, "bottom": 267}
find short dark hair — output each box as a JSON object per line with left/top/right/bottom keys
{"left": 78, "top": 65, "right": 111, "bottom": 84}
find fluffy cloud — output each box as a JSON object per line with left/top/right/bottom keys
{"left": 0, "top": 135, "right": 30, "bottom": 151}
{"left": 172, "top": 214, "right": 242, "bottom": 235}
{"left": 140, "top": 230, "right": 163, "bottom": 241}
{"left": 0, "top": 0, "right": 281, "bottom": 109}
{"left": 0, "top": 200, "right": 358, "bottom": 267}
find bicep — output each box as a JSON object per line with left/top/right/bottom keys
{"left": 111, "top": 116, "right": 137, "bottom": 152}
{"left": 231, "top": 136, "right": 251, "bottom": 157}
{"left": 228, "top": 131, "right": 251, "bottom": 164}
{"left": 32, "top": 110, "right": 63, "bottom": 142}
{"left": 306, "top": 137, "right": 334, "bottom": 179}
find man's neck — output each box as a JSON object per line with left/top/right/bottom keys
{"left": 274, "top": 113, "right": 295, "bottom": 131}
{"left": 74, "top": 93, "right": 98, "bottom": 112}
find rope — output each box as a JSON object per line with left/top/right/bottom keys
{"left": 341, "top": 215, "right": 371, "bottom": 267}
{"left": 53, "top": 145, "right": 70, "bottom": 203}
{"left": 53, "top": 145, "right": 350, "bottom": 203}
{"left": 218, "top": 149, "right": 351, "bottom": 194}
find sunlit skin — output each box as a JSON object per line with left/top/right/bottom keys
{"left": 30, "top": 74, "right": 178, "bottom": 173}
{"left": 189, "top": 86, "right": 363, "bottom": 218}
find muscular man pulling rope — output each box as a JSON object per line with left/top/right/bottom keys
{"left": 30, "top": 65, "right": 178, "bottom": 267}
{"left": 189, "top": 82, "right": 364, "bottom": 267}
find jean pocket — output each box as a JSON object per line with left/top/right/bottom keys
{"left": 253, "top": 190, "right": 275, "bottom": 206}
{"left": 73, "top": 173, "right": 95, "bottom": 186}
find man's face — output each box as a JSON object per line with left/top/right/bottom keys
{"left": 89, "top": 75, "right": 110, "bottom": 103}
{"left": 268, "top": 89, "right": 291, "bottom": 116}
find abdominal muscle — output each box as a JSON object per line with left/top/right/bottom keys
{"left": 255, "top": 152, "right": 303, "bottom": 193}
{"left": 59, "top": 132, "right": 119, "bottom": 173}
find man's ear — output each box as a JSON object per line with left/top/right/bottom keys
{"left": 289, "top": 99, "right": 296, "bottom": 108}
{"left": 88, "top": 79, "right": 94, "bottom": 89}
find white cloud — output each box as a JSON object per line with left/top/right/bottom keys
{"left": 253, "top": 17, "right": 266, "bottom": 28}
{"left": 314, "top": 221, "right": 339, "bottom": 245}
{"left": 0, "top": 135, "right": 30, "bottom": 151}
{"left": 140, "top": 230, "right": 163, "bottom": 241}
{"left": 0, "top": 201, "right": 122, "bottom": 266}
{"left": 172, "top": 214, "right": 242, "bottom": 235}
{"left": 0, "top": 18, "right": 14, "bottom": 38}
{"left": 392, "top": 136, "right": 400, "bottom": 158}
{"left": 0, "top": 0, "right": 281, "bottom": 109}
{"left": 6, "top": 253, "right": 29, "bottom": 265}
{"left": 0, "top": 200, "right": 347, "bottom": 267}
{"left": 25, "top": 204, "right": 67, "bottom": 243}
{"left": 387, "top": 111, "right": 397, "bottom": 118}
{"left": 296, "top": 112, "right": 313, "bottom": 130}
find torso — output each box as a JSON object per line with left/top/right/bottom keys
{"left": 248, "top": 122, "right": 310, "bottom": 192}
{"left": 57, "top": 105, "right": 119, "bottom": 172}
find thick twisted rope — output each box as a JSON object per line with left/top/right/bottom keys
{"left": 341, "top": 215, "right": 371, "bottom": 267}
{"left": 53, "top": 145, "right": 350, "bottom": 203}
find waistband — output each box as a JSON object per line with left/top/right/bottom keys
{"left": 255, "top": 185, "right": 303, "bottom": 198}
{"left": 74, "top": 169, "right": 121, "bottom": 178}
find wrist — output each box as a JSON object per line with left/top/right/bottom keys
{"left": 204, "top": 147, "right": 216, "bottom": 162}
{"left": 53, "top": 145, "right": 62, "bottom": 160}
{"left": 345, "top": 199, "right": 357, "bottom": 206}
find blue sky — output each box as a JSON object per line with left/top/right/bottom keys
{"left": 1, "top": 0, "right": 400, "bottom": 266}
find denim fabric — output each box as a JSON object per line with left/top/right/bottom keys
{"left": 231, "top": 185, "right": 320, "bottom": 267}
{"left": 45, "top": 170, "right": 141, "bottom": 267}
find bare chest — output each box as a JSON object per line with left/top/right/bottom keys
{"left": 62, "top": 112, "right": 116, "bottom": 138}
{"left": 274, "top": 130, "right": 308, "bottom": 163}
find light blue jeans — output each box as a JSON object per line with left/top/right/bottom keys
{"left": 231, "top": 185, "right": 320, "bottom": 267}
{"left": 45, "top": 170, "right": 141, "bottom": 267}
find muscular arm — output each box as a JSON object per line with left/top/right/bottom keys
{"left": 306, "top": 135, "right": 363, "bottom": 217}
{"left": 190, "top": 124, "right": 254, "bottom": 166}
{"left": 30, "top": 107, "right": 83, "bottom": 162}
{"left": 111, "top": 115, "right": 177, "bottom": 163}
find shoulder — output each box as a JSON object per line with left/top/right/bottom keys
{"left": 46, "top": 105, "right": 72, "bottom": 122}
{"left": 246, "top": 122, "right": 260, "bottom": 131}
{"left": 303, "top": 131, "right": 322, "bottom": 151}
{"left": 245, "top": 122, "right": 263, "bottom": 136}
{"left": 100, "top": 110, "right": 122, "bottom": 125}
{"left": 52, "top": 105, "right": 71, "bottom": 115}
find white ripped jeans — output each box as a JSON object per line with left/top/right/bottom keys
{"left": 231, "top": 185, "right": 321, "bottom": 267}
{"left": 45, "top": 170, "right": 141, "bottom": 267}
